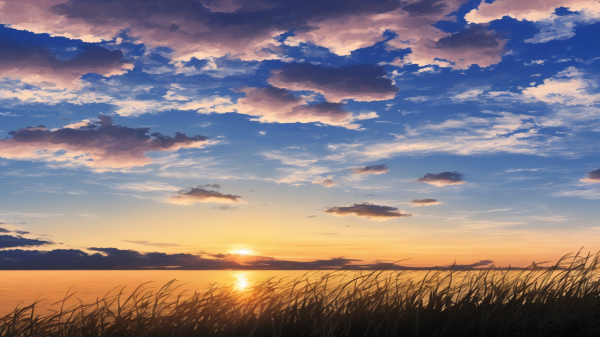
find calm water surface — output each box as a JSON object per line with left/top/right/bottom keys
{"left": 1, "top": 270, "right": 557, "bottom": 316}
{"left": 0, "top": 270, "right": 357, "bottom": 316}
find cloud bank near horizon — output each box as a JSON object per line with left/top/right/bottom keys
{"left": 0, "top": 247, "right": 496, "bottom": 270}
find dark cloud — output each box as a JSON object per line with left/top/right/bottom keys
{"left": 581, "top": 168, "right": 600, "bottom": 183}
{"left": 307, "top": 215, "right": 317, "bottom": 218}
{"left": 268, "top": 63, "right": 398, "bottom": 102}
{"left": 169, "top": 187, "right": 242, "bottom": 205}
{"left": 123, "top": 240, "right": 181, "bottom": 247}
{"left": 346, "top": 259, "right": 495, "bottom": 271}
{"left": 392, "top": 23, "right": 506, "bottom": 69}
{"left": 352, "top": 164, "right": 389, "bottom": 175}
{"left": 0, "top": 0, "right": 401, "bottom": 62}
{"left": 414, "top": 171, "right": 465, "bottom": 186}
{"left": 13, "top": 230, "right": 30, "bottom": 235}
{"left": 434, "top": 24, "right": 503, "bottom": 49}
{"left": 324, "top": 202, "right": 412, "bottom": 221}
{"left": 0, "top": 235, "right": 52, "bottom": 249}
{"left": 0, "top": 246, "right": 504, "bottom": 270}
{"left": 0, "top": 33, "right": 131, "bottom": 88}
{"left": 0, "top": 115, "right": 210, "bottom": 168}
{"left": 0, "top": 227, "right": 11, "bottom": 233}
{"left": 0, "top": 0, "right": 502, "bottom": 70}
{"left": 410, "top": 199, "right": 442, "bottom": 207}
{"left": 235, "top": 86, "right": 360, "bottom": 128}
{"left": 402, "top": 0, "right": 448, "bottom": 16}
{"left": 0, "top": 247, "right": 359, "bottom": 270}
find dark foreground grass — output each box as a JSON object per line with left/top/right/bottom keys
{"left": 3, "top": 252, "right": 600, "bottom": 337}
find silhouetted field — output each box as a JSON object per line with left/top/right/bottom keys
{"left": 3, "top": 252, "right": 600, "bottom": 337}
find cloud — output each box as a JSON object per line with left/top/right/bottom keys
{"left": 123, "top": 240, "right": 181, "bottom": 247}
{"left": 267, "top": 63, "right": 398, "bottom": 102}
{"left": 0, "top": 33, "right": 132, "bottom": 88}
{"left": 0, "top": 234, "right": 52, "bottom": 249}
{"left": 313, "top": 178, "right": 336, "bottom": 187}
{"left": 0, "top": 227, "right": 10, "bottom": 233}
{"left": 286, "top": 0, "right": 478, "bottom": 68}
{"left": 0, "top": 247, "right": 361, "bottom": 270}
{"left": 522, "top": 67, "right": 600, "bottom": 106}
{"left": 0, "top": 0, "right": 406, "bottom": 63}
{"left": 352, "top": 164, "right": 389, "bottom": 175}
{"left": 0, "top": 115, "right": 211, "bottom": 169}
{"left": 410, "top": 198, "right": 443, "bottom": 207}
{"left": 465, "top": 0, "right": 596, "bottom": 23}
{"left": 0, "top": 0, "right": 285, "bottom": 62}
{"left": 392, "top": 24, "right": 507, "bottom": 70}
{"left": 0, "top": 0, "right": 507, "bottom": 70}
{"left": 234, "top": 86, "right": 365, "bottom": 129}
{"left": 168, "top": 187, "right": 242, "bottom": 205}
{"left": 324, "top": 111, "right": 557, "bottom": 161}
{"left": 465, "top": 0, "right": 600, "bottom": 44}
{"left": 581, "top": 168, "right": 600, "bottom": 183}
{"left": 524, "top": 6, "right": 600, "bottom": 44}
{"left": 414, "top": 172, "right": 465, "bottom": 186}
{"left": 324, "top": 202, "right": 412, "bottom": 221}
{"left": 114, "top": 181, "right": 181, "bottom": 192}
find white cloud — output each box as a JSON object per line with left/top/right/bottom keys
{"left": 522, "top": 67, "right": 600, "bottom": 106}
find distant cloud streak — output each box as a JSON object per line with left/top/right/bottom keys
{"left": 414, "top": 172, "right": 465, "bottom": 186}
{"left": 352, "top": 164, "right": 389, "bottom": 175}
{"left": 410, "top": 199, "right": 443, "bottom": 207}
{"left": 324, "top": 202, "right": 412, "bottom": 221}
{"left": 169, "top": 187, "right": 243, "bottom": 205}
{"left": 0, "top": 234, "right": 52, "bottom": 249}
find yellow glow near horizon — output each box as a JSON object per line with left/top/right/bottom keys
{"left": 232, "top": 248, "right": 252, "bottom": 255}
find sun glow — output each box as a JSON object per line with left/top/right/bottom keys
{"left": 232, "top": 248, "right": 252, "bottom": 255}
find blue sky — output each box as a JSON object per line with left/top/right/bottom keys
{"left": 0, "top": 0, "right": 599, "bottom": 269}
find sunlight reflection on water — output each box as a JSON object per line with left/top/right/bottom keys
{"left": 234, "top": 273, "right": 249, "bottom": 290}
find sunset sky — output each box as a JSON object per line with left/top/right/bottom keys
{"left": 0, "top": 0, "right": 599, "bottom": 269}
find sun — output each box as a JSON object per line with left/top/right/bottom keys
{"left": 232, "top": 248, "right": 252, "bottom": 255}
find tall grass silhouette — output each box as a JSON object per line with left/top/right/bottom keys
{"left": 3, "top": 251, "right": 600, "bottom": 337}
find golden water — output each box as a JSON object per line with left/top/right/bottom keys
{"left": 0, "top": 270, "right": 351, "bottom": 316}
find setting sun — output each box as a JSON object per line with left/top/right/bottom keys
{"left": 232, "top": 249, "right": 252, "bottom": 255}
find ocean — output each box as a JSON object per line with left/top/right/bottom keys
{"left": 0, "top": 270, "right": 356, "bottom": 316}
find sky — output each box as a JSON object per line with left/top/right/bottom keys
{"left": 0, "top": 0, "right": 599, "bottom": 270}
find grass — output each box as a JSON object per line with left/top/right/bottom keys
{"left": 3, "top": 251, "right": 600, "bottom": 337}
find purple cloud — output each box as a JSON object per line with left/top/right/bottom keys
{"left": 169, "top": 187, "right": 243, "bottom": 205}
{"left": 0, "top": 33, "right": 132, "bottom": 88}
{"left": 324, "top": 202, "right": 412, "bottom": 221}
{"left": 414, "top": 172, "right": 465, "bottom": 186}
{"left": 352, "top": 164, "right": 389, "bottom": 175}
{"left": 0, "top": 116, "right": 210, "bottom": 169}
{"left": 268, "top": 63, "right": 398, "bottom": 102}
